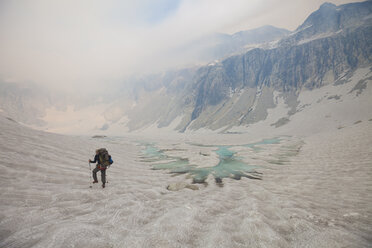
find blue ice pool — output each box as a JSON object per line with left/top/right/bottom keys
{"left": 190, "top": 146, "right": 260, "bottom": 183}
{"left": 243, "top": 138, "right": 281, "bottom": 150}
{"left": 139, "top": 138, "right": 282, "bottom": 185}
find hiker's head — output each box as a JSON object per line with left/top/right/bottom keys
{"left": 96, "top": 149, "right": 99, "bottom": 154}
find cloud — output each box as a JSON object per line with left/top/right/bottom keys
{"left": 0, "top": 0, "right": 362, "bottom": 92}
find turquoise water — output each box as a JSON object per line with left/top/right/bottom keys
{"left": 215, "top": 146, "right": 234, "bottom": 158}
{"left": 143, "top": 145, "right": 163, "bottom": 158}
{"left": 152, "top": 159, "right": 192, "bottom": 173}
{"left": 190, "top": 146, "right": 259, "bottom": 183}
{"left": 140, "top": 138, "right": 281, "bottom": 185}
{"left": 140, "top": 143, "right": 167, "bottom": 162}
{"left": 243, "top": 138, "right": 281, "bottom": 150}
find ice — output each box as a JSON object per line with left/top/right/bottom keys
{"left": 0, "top": 113, "right": 372, "bottom": 247}
{"left": 297, "top": 32, "right": 336, "bottom": 45}
{"left": 139, "top": 139, "right": 281, "bottom": 185}
{"left": 1, "top": 67, "right": 372, "bottom": 248}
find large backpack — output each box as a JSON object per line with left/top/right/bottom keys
{"left": 97, "top": 148, "right": 112, "bottom": 168}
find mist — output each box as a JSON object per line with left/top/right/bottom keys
{"left": 0, "top": 0, "right": 362, "bottom": 93}
{"left": 1, "top": 1, "right": 371, "bottom": 246}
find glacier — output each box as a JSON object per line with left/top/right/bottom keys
{"left": 1, "top": 102, "right": 372, "bottom": 247}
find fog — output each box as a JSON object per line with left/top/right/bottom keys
{"left": 0, "top": 2, "right": 371, "bottom": 246}
{"left": 0, "top": 0, "right": 363, "bottom": 93}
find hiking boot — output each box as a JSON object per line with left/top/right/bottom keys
{"left": 102, "top": 184, "right": 105, "bottom": 188}
{"left": 92, "top": 181, "right": 98, "bottom": 184}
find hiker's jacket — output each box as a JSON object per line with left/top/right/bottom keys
{"left": 91, "top": 154, "right": 108, "bottom": 169}
{"left": 91, "top": 154, "right": 100, "bottom": 164}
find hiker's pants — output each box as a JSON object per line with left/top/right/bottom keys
{"left": 93, "top": 166, "right": 106, "bottom": 184}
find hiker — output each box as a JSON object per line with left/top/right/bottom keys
{"left": 89, "top": 148, "right": 112, "bottom": 188}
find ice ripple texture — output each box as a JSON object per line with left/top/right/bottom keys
{"left": 0, "top": 116, "right": 371, "bottom": 248}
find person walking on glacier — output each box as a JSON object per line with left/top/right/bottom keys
{"left": 89, "top": 148, "right": 113, "bottom": 188}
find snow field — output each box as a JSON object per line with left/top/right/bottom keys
{"left": 1, "top": 114, "right": 372, "bottom": 247}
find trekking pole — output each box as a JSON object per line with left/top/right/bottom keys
{"left": 89, "top": 162, "right": 93, "bottom": 188}
{"left": 106, "top": 166, "right": 109, "bottom": 184}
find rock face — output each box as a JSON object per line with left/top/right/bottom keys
{"left": 0, "top": 81, "right": 51, "bottom": 126}
{"left": 121, "top": 1, "right": 372, "bottom": 132}
{"left": 293, "top": 2, "right": 372, "bottom": 41}
{"left": 185, "top": 25, "right": 371, "bottom": 128}
{"left": 196, "top": 25, "right": 290, "bottom": 62}
{"left": 1, "top": 2, "right": 370, "bottom": 133}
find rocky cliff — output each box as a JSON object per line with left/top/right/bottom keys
{"left": 120, "top": 1, "right": 372, "bottom": 132}
{"left": 1, "top": 1, "right": 371, "bottom": 134}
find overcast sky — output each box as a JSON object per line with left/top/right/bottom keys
{"left": 0, "top": 0, "right": 363, "bottom": 92}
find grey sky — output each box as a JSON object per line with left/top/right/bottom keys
{"left": 221, "top": 0, "right": 363, "bottom": 33}
{"left": 0, "top": 0, "right": 363, "bottom": 92}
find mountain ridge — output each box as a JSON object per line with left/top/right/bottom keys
{"left": 122, "top": 1, "right": 372, "bottom": 132}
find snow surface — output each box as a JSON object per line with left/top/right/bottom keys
{"left": 297, "top": 32, "right": 337, "bottom": 45}
{"left": 40, "top": 104, "right": 110, "bottom": 135}
{"left": 1, "top": 67, "right": 372, "bottom": 247}
{"left": 1, "top": 105, "right": 372, "bottom": 247}
{"left": 229, "top": 67, "right": 372, "bottom": 138}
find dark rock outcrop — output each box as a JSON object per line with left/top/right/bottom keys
{"left": 121, "top": 1, "right": 372, "bottom": 132}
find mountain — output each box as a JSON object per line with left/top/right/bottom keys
{"left": 280, "top": 1, "right": 372, "bottom": 46}
{"left": 0, "top": 81, "right": 51, "bottom": 126}
{"left": 296, "top": 2, "right": 372, "bottom": 37}
{"left": 112, "top": 1, "right": 371, "bottom": 133}
{"left": 191, "top": 25, "right": 290, "bottom": 62}
{"left": 232, "top": 25, "right": 290, "bottom": 46}
{"left": 0, "top": 1, "right": 371, "bottom": 135}
{"left": 0, "top": 25, "right": 290, "bottom": 133}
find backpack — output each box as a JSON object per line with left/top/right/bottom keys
{"left": 97, "top": 148, "right": 113, "bottom": 168}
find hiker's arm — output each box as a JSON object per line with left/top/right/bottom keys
{"left": 89, "top": 155, "right": 98, "bottom": 163}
